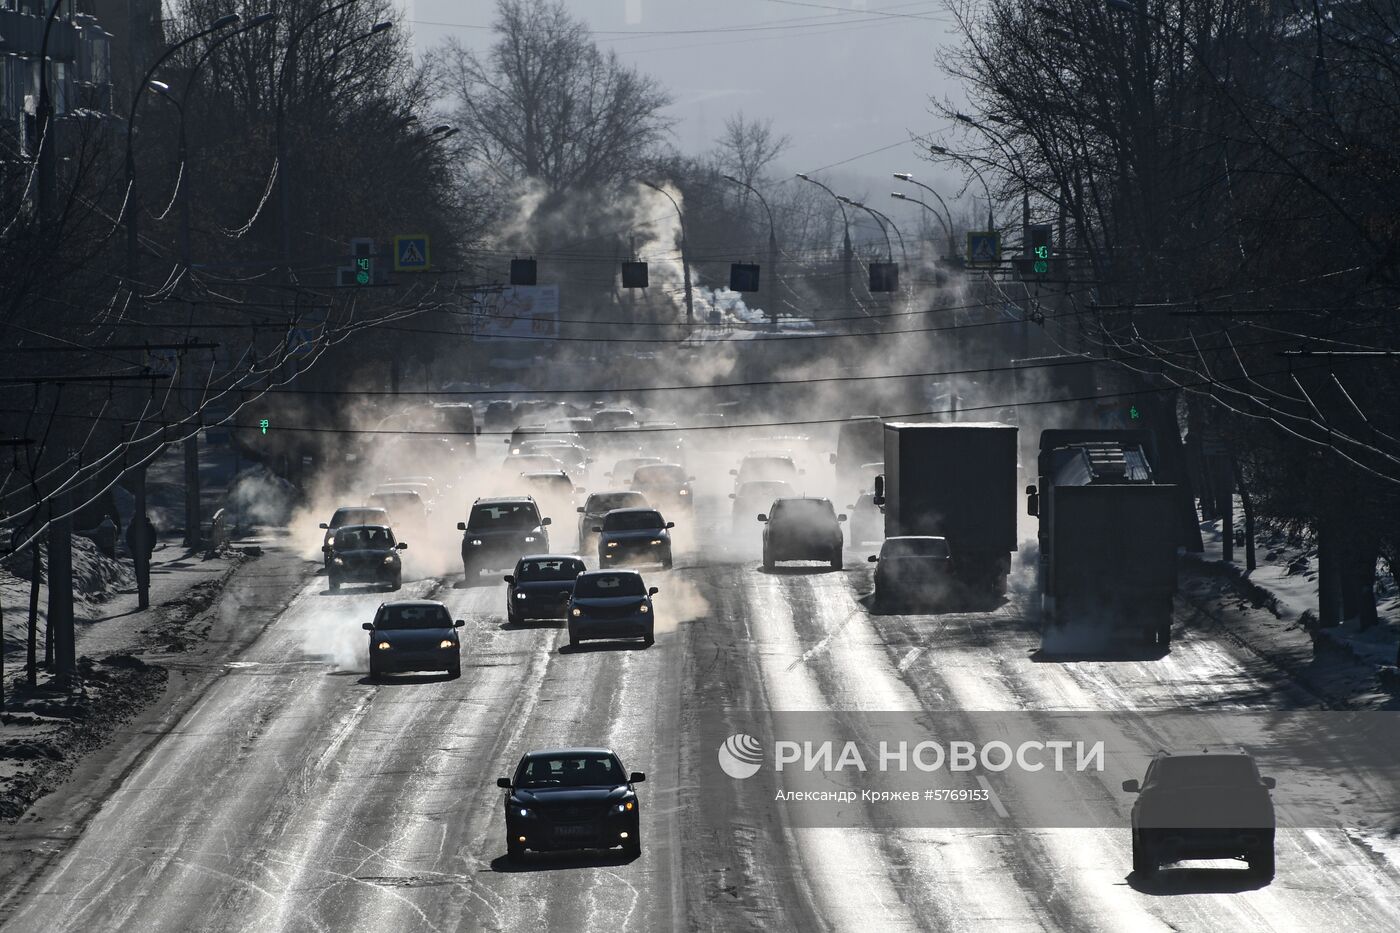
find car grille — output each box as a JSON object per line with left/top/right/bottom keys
{"left": 545, "top": 805, "right": 602, "bottom": 823}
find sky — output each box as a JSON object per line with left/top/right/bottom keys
{"left": 402, "top": 0, "right": 975, "bottom": 240}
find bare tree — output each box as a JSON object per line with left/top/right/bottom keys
{"left": 713, "top": 111, "right": 791, "bottom": 190}
{"left": 436, "top": 0, "right": 673, "bottom": 194}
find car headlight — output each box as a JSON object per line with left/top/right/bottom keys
{"left": 333, "top": 557, "right": 344, "bottom": 566}
{"left": 638, "top": 605, "right": 649, "bottom": 614}
{"left": 517, "top": 807, "right": 533, "bottom": 818}
{"left": 515, "top": 592, "right": 528, "bottom": 600}
{"left": 615, "top": 801, "right": 635, "bottom": 813}
{"left": 571, "top": 608, "right": 582, "bottom": 617}
{"left": 470, "top": 539, "right": 483, "bottom": 546}
{"left": 649, "top": 539, "right": 663, "bottom": 546}
{"left": 679, "top": 489, "right": 689, "bottom": 496}
{"left": 607, "top": 541, "right": 619, "bottom": 548}
{"left": 524, "top": 536, "right": 537, "bottom": 543}
{"left": 439, "top": 639, "right": 456, "bottom": 649}
{"left": 377, "top": 641, "right": 392, "bottom": 650}
{"left": 324, "top": 535, "right": 334, "bottom": 548}
{"left": 383, "top": 555, "right": 397, "bottom": 565}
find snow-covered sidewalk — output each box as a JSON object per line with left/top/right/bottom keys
{"left": 1189, "top": 509, "right": 1400, "bottom": 704}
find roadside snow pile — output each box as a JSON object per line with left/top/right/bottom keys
{"left": 1197, "top": 512, "right": 1400, "bottom": 683}
{"left": 0, "top": 533, "right": 134, "bottom": 608}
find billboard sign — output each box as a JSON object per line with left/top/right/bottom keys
{"left": 468, "top": 285, "right": 560, "bottom": 341}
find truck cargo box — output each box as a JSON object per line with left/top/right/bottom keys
{"left": 883, "top": 422, "right": 1018, "bottom": 551}
{"left": 1051, "top": 484, "right": 1179, "bottom": 603}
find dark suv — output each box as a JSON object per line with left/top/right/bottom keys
{"left": 596, "top": 507, "right": 674, "bottom": 569}
{"left": 1123, "top": 749, "right": 1277, "bottom": 879}
{"left": 458, "top": 497, "right": 552, "bottom": 582}
{"left": 325, "top": 524, "right": 407, "bottom": 592}
{"left": 759, "top": 497, "right": 846, "bottom": 571}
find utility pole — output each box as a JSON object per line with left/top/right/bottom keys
{"left": 721, "top": 174, "right": 780, "bottom": 331}
{"left": 46, "top": 492, "right": 75, "bottom": 685}
{"left": 639, "top": 180, "right": 694, "bottom": 325}
{"left": 0, "top": 439, "right": 33, "bottom": 707}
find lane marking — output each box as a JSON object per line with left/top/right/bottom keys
{"left": 976, "top": 775, "right": 1010, "bottom": 819}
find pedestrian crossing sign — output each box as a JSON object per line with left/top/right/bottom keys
{"left": 394, "top": 234, "right": 431, "bottom": 271}
{"left": 966, "top": 231, "right": 1000, "bottom": 267}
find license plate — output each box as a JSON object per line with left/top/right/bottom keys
{"left": 553, "top": 825, "right": 591, "bottom": 836}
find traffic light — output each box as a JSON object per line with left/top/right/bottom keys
{"left": 510, "top": 258, "right": 537, "bottom": 286}
{"left": 621, "top": 261, "right": 649, "bottom": 288}
{"left": 729, "top": 263, "right": 760, "bottom": 292}
{"left": 1028, "top": 224, "right": 1052, "bottom": 273}
{"left": 338, "top": 238, "right": 383, "bottom": 286}
{"left": 869, "top": 261, "right": 899, "bottom": 292}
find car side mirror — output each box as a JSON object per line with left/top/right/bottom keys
{"left": 496, "top": 777, "right": 512, "bottom": 789}
{"left": 362, "top": 622, "right": 374, "bottom": 631}
{"left": 539, "top": 516, "right": 551, "bottom": 526}
{"left": 397, "top": 542, "right": 408, "bottom": 550}
{"left": 1261, "top": 776, "right": 1276, "bottom": 789}
{"left": 867, "top": 555, "right": 878, "bottom": 562}
{"left": 1121, "top": 779, "right": 1140, "bottom": 793}
{"left": 629, "top": 771, "right": 646, "bottom": 783}
{"left": 828, "top": 453, "right": 837, "bottom": 464}
{"left": 1026, "top": 486, "right": 1040, "bottom": 518}
{"left": 648, "top": 587, "right": 659, "bottom": 596}
{"left": 454, "top": 619, "right": 466, "bottom": 628}
{"left": 319, "top": 522, "right": 329, "bottom": 529}
{"left": 665, "top": 522, "right": 675, "bottom": 529}
{"left": 576, "top": 506, "right": 585, "bottom": 513}
{"left": 504, "top": 574, "right": 516, "bottom": 585}
{"left": 728, "top": 493, "right": 736, "bottom": 500}
{"left": 456, "top": 521, "right": 467, "bottom": 531}
{"left": 873, "top": 475, "right": 885, "bottom": 499}
{"left": 729, "top": 469, "right": 738, "bottom": 476}
{"left": 757, "top": 514, "right": 768, "bottom": 523}
{"left": 837, "top": 514, "right": 848, "bottom": 523}
{"left": 592, "top": 526, "right": 602, "bottom": 533}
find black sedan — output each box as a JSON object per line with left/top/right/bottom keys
{"left": 498, "top": 747, "right": 645, "bottom": 860}
{"left": 504, "top": 555, "right": 586, "bottom": 624}
{"left": 596, "top": 507, "right": 674, "bottom": 569}
{"left": 363, "top": 600, "right": 465, "bottom": 679}
{"left": 567, "top": 570, "right": 658, "bottom": 648}
{"left": 324, "top": 525, "right": 407, "bottom": 592}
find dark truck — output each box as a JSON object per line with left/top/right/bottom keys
{"left": 1027, "top": 430, "right": 1179, "bottom": 647}
{"left": 875, "top": 423, "right": 1017, "bottom": 596}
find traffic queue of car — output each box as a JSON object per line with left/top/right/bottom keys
{"left": 308, "top": 402, "right": 1284, "bottom": 878}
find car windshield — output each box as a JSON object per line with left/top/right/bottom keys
{"left": 331, "top": 509, "right": 386, "bottom": 528}
{"left": 772, "top": 499, "right": 834, "bottom": 522}
{"left": 603, "top": 510, "right": 664, "bottom": 531}
{"left": 334, "top": 526, "right": 395, "bottom": 550}
{"left": 525, "top": 474, "right": 571, "bottom": 489}
{"left": 739, "top": 458, "right": 797, "bottom": 482}
{"left": 506, "top": 455, "right": 560, "bottom": 471}
{"left": 614, "top": 458, "right": 659, "bottom": 475}
{"left": 369, "top": 492, "right": 423, "bottom": 511}
{"left": 516, "top": 558, "right": 585, "bottom": 581}
{"left": 881, "top": 538, "right": 950, "bottom": 558}
{"left": 586, "top": 492, "right": 645, "bottom": 514}
{"left": 1149, "top": 755, "right": 1260, "bottom": 788}
{"left": 516, "top": 753, "right": 627, "bottom": 788}
{"left": 375, "top": 603, "right": 452, "bottom": 631}
{"left": 469, "top": 503, "right": 540, "bottom": 530}
{"left": 738, "top": 482, "right": 792, "bottom": 500}
{"left": 574, "top": 573, "right": 647, "bottom": 598}
{"left": 634, "top": 465, "right": 686, "bottom": 484}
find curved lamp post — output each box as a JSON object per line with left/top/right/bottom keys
{"left": 795, "top": 172, "right": 854, "bottom": 304}
{"left": 639, "top": 180, "right": 694, "bottom": 325}
{"left": 721, "top": 173, "right": 779, "bottom": 331}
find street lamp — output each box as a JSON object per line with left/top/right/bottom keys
{"left": 276, "top": 0, "right": 372, "bottom": 275}
{"left": 721, "top": 173, "right": 779, "bottom": 331}
{"left": 837, "top": 194, "right": 893, "bottom": 263}
{"left": 124, "top": 12, "right": 242, "bottom": 291}
{"left": 929, "top": 144, "right": 996, "bottom": 231}
{"left": 891, "top": 174, "right": 956, "bottom": 261}
{"left": 639, "top": 180, "right": 694, "bottom": 325}
{"left": 795, "top": 172, "right": 854, "bottom": 305}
